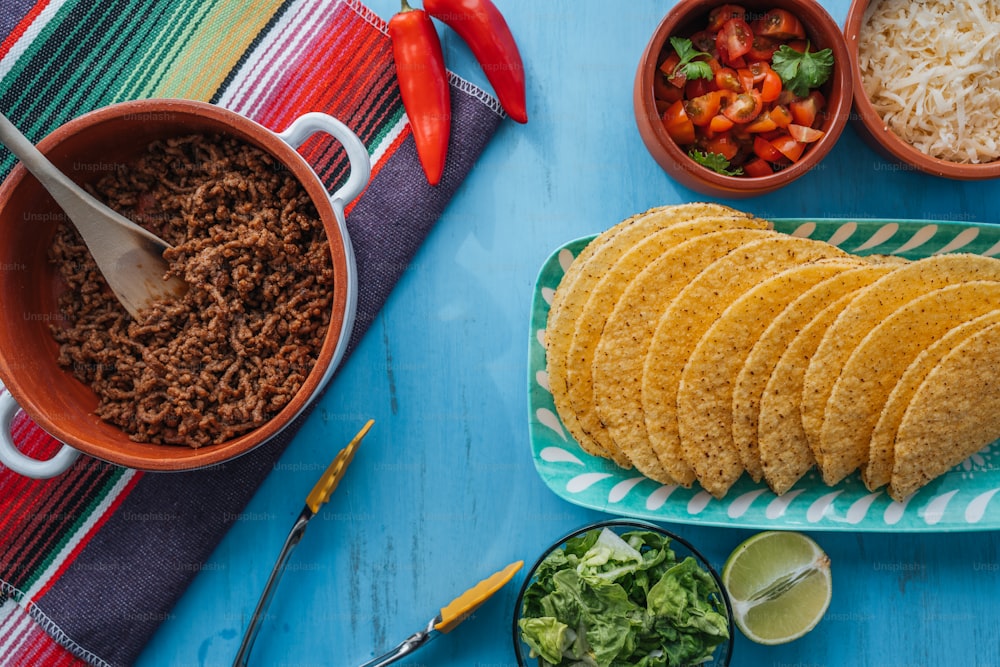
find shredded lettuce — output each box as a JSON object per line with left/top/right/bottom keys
{"left": 518, "top": 528, "right": 729, "bottom": 667}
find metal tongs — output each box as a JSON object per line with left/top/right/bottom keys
{"left": 357, "top": 559, "right": 523, "bottom": 667}
{"left": 233, "top": 420, "right": 375, "bottom": 667}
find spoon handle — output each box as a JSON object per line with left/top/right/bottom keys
{"left": 0, "top": 113, "right": 73, "bottom": 192}
{"left": 0, "top": 112, "right": 167, "bottom": 249}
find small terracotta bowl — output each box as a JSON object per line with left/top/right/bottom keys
{"left": 634, "top": 0, "right": 853, "bottom": 198}
{"left": 0, "top": 99, "right": 369, "bottom": 476}
{"left": 845, "top": 0, "right": 1000, "bottom": 179}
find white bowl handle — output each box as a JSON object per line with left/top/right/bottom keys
{"left": 0, "top": 391, "right": 81, "bottom": 478}
{"left": 275, "top": 113, "right": 371, "bottom": 384}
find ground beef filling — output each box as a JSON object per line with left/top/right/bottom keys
{"left": 49, "top": 133, "right": 334, "bottom": 447}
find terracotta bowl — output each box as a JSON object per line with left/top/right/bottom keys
{"left": 0, "top": 99, "right": 369, "bottom": 475}
{"left": 845, "top": 0, "right": 1000, "bottom": 180}
{"left": 634, "top": 0, "right": 853, "bottom": 198}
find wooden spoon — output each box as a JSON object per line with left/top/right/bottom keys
{"left": 0, "top": 112, "right": 186, "bottom": 318}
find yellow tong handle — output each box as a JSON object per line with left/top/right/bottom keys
{"left": 305, "top": 419, "right": 374, "bottom": 514}
{"left": 435, "top": 560, "right": 524, "bottom": 633}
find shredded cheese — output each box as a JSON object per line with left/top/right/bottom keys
{"left": 859, "top": 0, "right": 1000, "bottom": 164}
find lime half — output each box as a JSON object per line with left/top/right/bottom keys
{"left": 721, "top": 531, "right": 832, "bottom": 645}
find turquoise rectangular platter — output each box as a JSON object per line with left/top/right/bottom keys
{"left": 527, "top": 218, "right": 1000, "bottom": 532}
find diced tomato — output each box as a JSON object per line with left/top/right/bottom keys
{"left": 748, "top": 35, "right": 779, "bottom": 61}
{"left": 746, "top": 111, "right": 777, "bottom": 133}
{"left": 685, "top": 76, "right": 716, "bottom": 99}
{"left": 722, "top": 90, "right": 762, "bottom": 123}
{"left": 727, "top": 54, "right": 747, "bottom": 69}
{"left": 737, "top": 67, "right": 755, "bottom": 93}
{"left": 788, "top": 123, "right": 825, "bottom": 142}
{"left": 689, "top": 29, "right": 719, "bottom": 54}
{"left": 707, "top": 4, "right": 747, "bottom": 31}
{"left": 769, "top": 104, "right": 793, "bottom": 127}
{"left": 753, "top": 135, "right": 786, "bottom": 162}
{"left": 702, "top": 133, "right": 740, "bottom": 161}
{"left": 685, "top": 91, "right": 723, "bottom": 126}
{"left": 786, "top": 39, "right": 808, "bottom": 53}
{"left": 654, "top": 71, "right": 684, "bottom": 105}
{"left": 659, "top": 52, "right": 686, "bottom": 88}
{"left": 771, "top": 134, "right": 806, "bottom": 161}
{"left": 755, "top": 8, "right": 806, "bottom": 40}
{"left": 717, "top": 18, "right": 754, "bottom": 64}
{"left": 759, "top": 69, "right": 783, "bottom": 102}
{"left": 789, "top": 90, "right": 826, "bottom": 127}
{"left": 757, "top": 128, "right": 786, "bottom": 141}
{"left": 730, "top": 122, "right": 752, "bottom": 142}
{"left": 743, "top": 157, "right": 774, "bottom": 177}
{"left": 776, "top": 88, "right": 797, "bottom": 106}
{"left": 709, "top": 113, "right": 735, "bottom": 134}
{"left": 662, "top": 100, "right": 696, "bottom": 144}
{"left": 747, "top": 61, "right": 769, "bottom": 83}
{"left": 715, "top": 67, "right": 742, "bottom": 92}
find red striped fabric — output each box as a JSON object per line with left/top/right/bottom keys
{"left": 0, "top": 0, "right": 51, "bottom": 61}
{"left": 0, "top": 600, "right": 86, "bottom": 666}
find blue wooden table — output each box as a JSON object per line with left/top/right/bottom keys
{"left": 137, "top": 1, "right": 1000, "bottom": 665}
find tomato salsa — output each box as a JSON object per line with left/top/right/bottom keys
{"left": 655, "top": 5, "right": 834, "bottom": 177}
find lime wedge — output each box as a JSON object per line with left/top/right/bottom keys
{"left": 721, "top": 531, "right": 832, "bottom": 645}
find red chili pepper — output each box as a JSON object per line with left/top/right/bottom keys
{"left": 389, "top": 0, "right": 451, "bottom": 186}
{"left": 423, "top": 0, "right": 527, "bottom": 124}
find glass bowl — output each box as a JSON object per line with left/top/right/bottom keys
{"left": 512, "top": 519, "right": 734, "bottom": 667}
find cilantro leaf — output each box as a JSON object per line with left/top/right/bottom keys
{"left": 771, "top": 43, "right": 834, "bottom": 98}
{"left": 688, "top": 149, "right": 744, "bottom": 176}
{"left": 669, "top": 36, "right": 713, "bottom": 81}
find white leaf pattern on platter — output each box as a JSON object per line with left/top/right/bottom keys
{"left": 884, "top": 497, "right": 909, "bottom": 525}
{"left": 536, "top": 370, "right": 550, "bottom": 392}
{"left": 646, "top": 485, "right": 679, "bottom": 511}
{"left": 983, "top": 238, "right": 1000, "bottom": 257}
{"left": 807, "top": 490, "right": 843, "bottom": 523}
{"left": 826, "top": 221, "right": 856, "bottom": 247}
{"left": 536, "top": 329, "right": 546, "bottom": 347}
{"left": 536, "top": 409, "right": 567, "bottom": 441}
{"left": 935, "top": 227, "right": 979, "bottom": 254}
{"left": 558, "top": 248, "right": 574, "bottom": 273}
{"left": 608, "top": 477, "right": 646, "bottom": 503}
{"left": 854, "top": 222, "right": 898, "bottom": 252}
{"left": 923, "top": 490, "right": 958, "bottom": 525}
{"left": 789, "top": 222, "right": 816, "bottom": 238}
{"left": 541, "top": 286, "right": 555, "bottom": 305}
{"left": 540, "top": 446, "right": 581, "bottom": 465}
{"left": 687, "top": 491, "right": 713, "bottom": 515}
{"left": 965, "top": 488, "right": 1000, "bottom": 523}
{"left": 766, "top": 489, "right": 805, "bottom": 519}
{"left": 728, "top": 489, "right": 768, "bottom": 519}
{"left": 566, "top": 472, "right": 613, "bottom": 493}
{"left": 847, "top": 492, "right": 882, "bottom": 524}
{"left": 960, "top": 446, "right": 989, "bottom": 475}
{"left": 894, "top": 224, "right": 937, "bottom": 254}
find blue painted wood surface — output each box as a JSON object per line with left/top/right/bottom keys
{"left": 137, "top": 1, "right": 1000, "bottom": 665}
